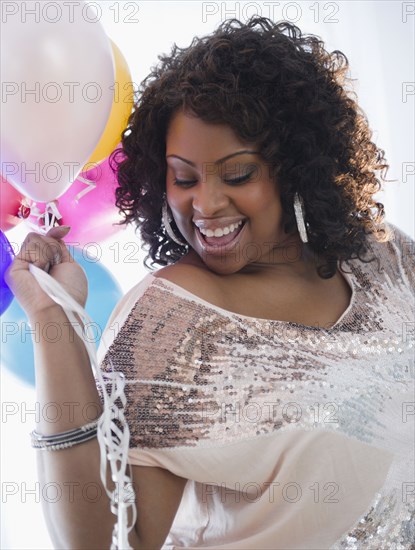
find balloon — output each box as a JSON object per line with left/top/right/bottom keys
{"left": 0, "top": 1, "right": 114, "bottom": 203}
{"left": 0, "top": 299, "right": 35, "bottom": 385}
{"left": 83, "top": 40, "right": 134, "bottom": 169}
{"left": 57, "top": 147, "right": 125, "bottom": 245}
{"left": 0, "top": 175, "right": 24, "bottom": 231}
{"left": 0, "top": 247, "right": 122, "bottom": 386}
{"left": 0, "top": 231, "right": 15, "bottom": 315}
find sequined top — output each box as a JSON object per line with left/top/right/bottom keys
{"left": 98, "top": 222, "right": 414, "bottom": 550}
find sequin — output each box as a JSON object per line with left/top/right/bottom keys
{"left": 99, "top": 223, "right": 415, "bottom": 549}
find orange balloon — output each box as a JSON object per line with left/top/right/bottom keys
{"left": 82, "top": 40, "right": 134, "bottom": 169}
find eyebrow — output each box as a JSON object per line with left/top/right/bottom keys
{"left": 165, "top": 150, "right": 259, "bottom": 167}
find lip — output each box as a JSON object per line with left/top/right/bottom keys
{"left": 193, "top": 217, "right": 247, "bottom": 231}
{"left": 195, "top": 220, "right": 247, "bottom": 255}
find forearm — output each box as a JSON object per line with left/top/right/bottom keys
{"left": 32, "top": 306, "right": 101, "bottom": 434}
{"left": 30, "top": 306, "right": 140, "bottom": 549}
{"left": 36, "top": 440, "right": 116, "bottom": 549}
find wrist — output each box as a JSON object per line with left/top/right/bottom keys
{"left": 27, "top": 303, "right": 67, "bottom": 325}
{"left": 27, "top": 305, "right": 87, "bottom": 344}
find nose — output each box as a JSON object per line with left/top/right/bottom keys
{"left": 192, "top": 179, "right": 229, "bottom": 217}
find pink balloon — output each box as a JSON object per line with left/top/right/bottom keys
{"left": 0, "top": 175, "right": 24, "bottom": 231}
{"left": 0, "top": 1, "right": 114, "bottom": 202}
{"left": 57, "top": 149, "right": 125, "bottom": 245}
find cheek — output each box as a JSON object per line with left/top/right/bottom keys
{"left": 244, "top": 182, "right": 281, "bottom": 213}
{"left": 165, "top": 172, "right": 175, "bottom": 196}
{"left": 166, "top": 173, "right": 192, "bottom": 211}
{"left": 167, "top": 191, "right": 192, "bottom": 224}
{"left": 166, "top": 177, "right": 183, "bottom": 206}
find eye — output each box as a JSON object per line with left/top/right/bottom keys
{"left": 173, "top": 178, "right": 197, "bottom": 187}
{"left": 223, "top": 171, "right": 256, "bottom": 185}
{"left": 172, "top": 169, "right": 256, "bottom": 187}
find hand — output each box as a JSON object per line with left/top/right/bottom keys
{"left": 4, "top": 226, "right": 88, "bottom": 320}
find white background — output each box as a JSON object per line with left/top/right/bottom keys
{"left": 1, "top": 1, "right": 414, "bottom": 548}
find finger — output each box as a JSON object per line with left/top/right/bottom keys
{"left": 45, "top": 226, "right": 74, "bottom": 265}
{"left": 13, "top": 232, "right": 67, "bottom": 271}
{"left": 46, "top": 225, "right": 71, "bottom": 240}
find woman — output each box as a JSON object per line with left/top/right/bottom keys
{"left": 6, "top": 16, "right": 414, "bottom": 550}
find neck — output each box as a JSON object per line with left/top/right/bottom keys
{"left": 239, "top": 233, "right": 318, "bottom": 279}
{"left": 185, "top": 232, "right": 322, "bottom": 280}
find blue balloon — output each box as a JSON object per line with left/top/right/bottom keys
{"left": 0, "top": 247, "right": 122, "bottom": 386}
{"left": 0, "top": 230, "right": 15, "bottom": 315}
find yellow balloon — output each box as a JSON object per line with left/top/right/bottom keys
{"left": 82, "top": 40, "right": 134, "bottom": 169}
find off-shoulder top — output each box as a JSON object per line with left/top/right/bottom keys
{"left": 98, "top": 222, "right": 414, "bottom": 549}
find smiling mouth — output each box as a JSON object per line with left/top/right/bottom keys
{"left": 195, "top": 220, "right": 246, "bottom": 248}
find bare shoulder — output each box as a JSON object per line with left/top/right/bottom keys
{"left": 152, "top": 253, "right": 225, "bottom": 305}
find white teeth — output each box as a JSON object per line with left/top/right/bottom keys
{"left": 199, "top": 220, "right": 243, "bottom": 238}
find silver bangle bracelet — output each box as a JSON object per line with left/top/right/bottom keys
{"left": 31, "top": 430, "right": 98, "bottom": 451}
{"left": 30, "top": 419, "right": 99, "bottom": 451}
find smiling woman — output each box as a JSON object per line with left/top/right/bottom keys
{"left": 6, "top": 14, "right": 414, "bottom": 550}
{"left": 165, "top": 112, "right": 287, "bottom": 275}
{"left": 101, "top": 15, "right": 413, "bottom": 549}
{"left": 160, "top": 110, "right": 355, "bottom": 329}
{"left": 113, "top": 16, "right": 393, "bottom": 282}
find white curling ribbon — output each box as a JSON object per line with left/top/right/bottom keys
{"left": 44, "top": 200, "right": 62, "bottom": 232}
{"left": 75, "top": 176, "right": 97, "bottom": 202}
{"left": 28, "top": 263, "right": 137, "bottom": 550}
{"left": 23, "top": 200, "right": 63, "bottom": 235}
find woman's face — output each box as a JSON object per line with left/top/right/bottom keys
{"left": 165, "top": 109, "right": 293, "bottom": 275}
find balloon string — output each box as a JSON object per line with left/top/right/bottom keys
{"left": 23, "top": 200, "right": 63, "bottom": 234}
{"left": 28, "top": 263, "right": 137, "bottom": 550}
{"left": 75, "top": 176, "right": 97, "bottom": 202}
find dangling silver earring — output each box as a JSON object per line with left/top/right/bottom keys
{"left": 161, "top": 195, "right": 187, "bottom": 246}
{"left": 293, "top": 192, "right": 309, "bottom": 243}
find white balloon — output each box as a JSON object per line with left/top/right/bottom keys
{"left": 0, "top": 1, "right": 114, "bottom": 202}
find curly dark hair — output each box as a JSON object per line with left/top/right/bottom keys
{"left": 110, "top": 16, "right": 391, "bottom": 278}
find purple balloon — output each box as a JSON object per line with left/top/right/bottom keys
{"left": 0, "top": 231, "right": 14, "bottom": 315}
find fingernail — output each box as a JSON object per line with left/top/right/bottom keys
{"left": 47, "top": 225, "right": 71, "bottom": 238}
{"left": 53, "top": 225, "right": 71, "bottom": 234}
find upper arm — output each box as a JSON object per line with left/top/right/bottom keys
{"left": 384, "top": 221, "right": 415, "bottom": 287}
{"left": 97, "top": 274, "right": 154, "bottom": 363}
{"left": 131, "top": 465, "right": 187, "bottom": 549}
{"left": 101, "top": 269, "right": 192, "bottom": 548}
{"left": 123, "top": 266, "right": 210, "bottom": 547}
